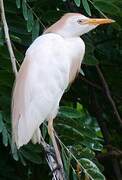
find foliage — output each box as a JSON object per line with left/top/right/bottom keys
{"left": 0, "top": 0, "right": 122, "bottom": 179}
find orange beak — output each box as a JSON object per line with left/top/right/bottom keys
{"left": 83, "top": 18, "right": 115, "bottom": 25}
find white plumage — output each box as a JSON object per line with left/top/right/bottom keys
{"left": 12, "top": 13, "right": 114, "bottom": 165}
{"left": 12, "top": 32, "right": 85, "bottom": 148}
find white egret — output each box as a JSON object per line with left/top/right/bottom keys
{"left": 12, "top": 13, "right": 114, "bottom": 176}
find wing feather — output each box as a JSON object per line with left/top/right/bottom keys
{"left": 12, "top": 34, "right": 70, "bottom": 148}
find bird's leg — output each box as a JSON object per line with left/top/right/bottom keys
{"left": 48, "top": 118, "right": 64, "bottom": 179}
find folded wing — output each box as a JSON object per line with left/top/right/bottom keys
{"left": 12, "top": 34, "right": 70, "bottom": 148}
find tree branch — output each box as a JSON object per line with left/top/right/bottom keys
{"left": 96, "top": 65, "right": 122, "bottom": 126}
{"left": 79, "top": 75, "right": 103, "bottom": 91}
{"left": 91, "top": 88, "right": 111, "bottom": 145}
{"left": 40, "top": 137, "right": 65, "bottom": 180}
{"left": 97, "top": 150, "right": 122, "bottom": 160}
{"left": 0, "top": 0, "right": 17, "bottom": 76}
{"left": 91, "top": 89, "right": 122, "bottom": 180}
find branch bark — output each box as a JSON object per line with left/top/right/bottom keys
{"left": 96, "top": 65, "right": 122, "bottom": 126}
{"left": 40, "top": 138, "right": 65, "bottom": 180}
{"left": 0, "top": 0, "right": 17, "bottom": 76}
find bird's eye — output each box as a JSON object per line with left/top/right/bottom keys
{"left": 77, "top": 19, "right": 84, "bottom": 24}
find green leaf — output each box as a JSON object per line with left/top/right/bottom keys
{"left": 79, "top": 68, "right": 85, "bottom": 76}
{"left": 42, "top": 123, "right": 48, "bottom": 139}
{"left": 80, "top": 127, "right": 97, "bottom": 139}
{"left": 82, "top": 0, "right": 91, "bottom": 16}
{"left": 72, "top": 145, "right": 95, "bottom": 159}
{"left": 77, "top": 102, "right": 83, "bottom": 111}
{"left": 74, "top": 0, "right": 81, "bottom": 7}
{"left": 2, "top": 126, "right": 8, "bottom": 146}
{"left": 57, "top": 123, "right": 84, "bottom": 138}
{"left": 19, "top": 153, "right": 27, "bottom": 166}
{"left": 16, "top": 0, "right": 21, "bottom": 8}
{"left": 10, "top": 34, "right": 22, "bottom": 43}
{"left": 4, "top": 1, "right": 18, "bottom": 14}
{"left": 72, "top": 170, "right": 77, "bottom": 180}
{"left": 27, "top": 9, "right": 34, "bottom": 32}
{"left": 84, "top": 55, "right": 99, "bottom": 65}
{"left": 32, "top": 20, "right": 40, "bottom": 41}
{"left": 20, "top": 147, "right": 42, "bottom": 164}
{"left": 59, "top": 106, "right": 83, "bottom": 119}
{"left": 62, "top": 148, "right": 70, "bottom": 177}
{"left": 82, "top": 139, "right": 103, "bottom": 151}
{"left": 0, "top": 112, "right": 4, "bottom": 133}
{"left": 0, "top": 27, "right": 4, "bottom": 46}
{"left": 22, "top": 0, "right": 28, "bottom": 20}
{"left": 80, "top": 158, "right": 105, "bottom": 180}
{"left": 11, "top": 143, "right": 19, "bottom": 161}
{"left": 94, "top": 1, "right": 120, "bottom": 15}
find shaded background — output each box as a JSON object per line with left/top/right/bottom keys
{"left": 0, "top": 0, "right": 122, "bottom": 179}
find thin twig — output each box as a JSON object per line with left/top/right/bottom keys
{"left": 88, "top": 0, "right": 108, "bottom": 18}
{"left": 96, "top": 65, "right": 122, "bottom": 126}
{"left": 55, "top": 132, "right": 95, "bottom": 180}
{"left": 43, "top": 122, "right": 94, "bottom": 180}
{"left": 0, "top": 0, "right": 17, "bottom": 76}
{"left": 25, "top": 2, "right": 46, "bottom": 29}
{"left": 79, "top": 75, "right": 103, "bottom": 91}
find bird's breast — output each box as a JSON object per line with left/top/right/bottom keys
{"left": 66, "top": 37, "right": 85, "bottom": 83}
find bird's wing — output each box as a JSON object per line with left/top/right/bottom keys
{"left": 12, "top": 34, "right": 70, "bottom": 148}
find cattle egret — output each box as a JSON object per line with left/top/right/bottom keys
{"left": 12, "top": 13, "right": 114, "bottom": 174}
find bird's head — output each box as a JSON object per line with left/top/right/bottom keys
{"left": 44, "top": 13, "right": 115, "bottom": 37}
